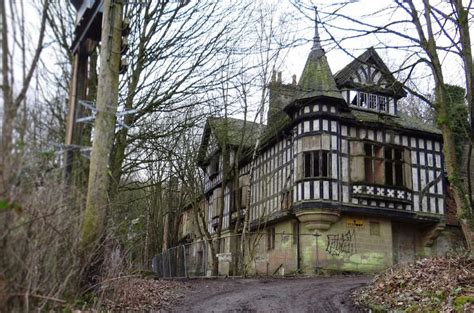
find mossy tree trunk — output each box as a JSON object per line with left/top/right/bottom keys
{"left": 81, "top": 0, "right": 123, "bottom": 262}
{"left": 406, "top": 0, "right": 474, "bottom": 249}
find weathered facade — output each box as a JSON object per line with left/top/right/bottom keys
{"left": 195, "top": 22, "right": 463, "bottom": 275}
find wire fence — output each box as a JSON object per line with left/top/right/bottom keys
{"left": 151, "top": 232, "right": 324, "bottom": 278}
{"left": 152, "top": 240, "right": 209, "bottom": 278}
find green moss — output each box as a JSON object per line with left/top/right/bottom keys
{"left": 454, "top": 295, "right": 474, "bottom": 311}
{"left": 298, "top": 51, "right": 342, "bottom": 100}
{"left": 0, "top": 199, "right": 22, "bottom": 213}
{"left": 367, "top": 303, "right": 388, "bottom": 312}
{"left": 404, "top": 304, "right": 421, "bottom": 312}
{"left": 444, "top": 84, "right": 468, "bottom": 164}
{"left": 0, "top": 199, "right": 8, "bottom": 211}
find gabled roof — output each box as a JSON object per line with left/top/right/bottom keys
{"left": 334, "top": 47, "right": 406, "bottom": 98}
{"left": 197, "top": 117, "right": 264, "bottom": 165}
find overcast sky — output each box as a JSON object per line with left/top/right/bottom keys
{"left": 4, "top": 0, "right": 471, "bottom": 123}
{"left": 281, "top": 0, "right": 468, "bottom": 92}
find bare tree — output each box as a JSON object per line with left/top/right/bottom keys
{"left": 108, "top": 0, "right": 254, "bottom": 201}
{"left": 0, "top": 0, "right": 50, "bottom": 204}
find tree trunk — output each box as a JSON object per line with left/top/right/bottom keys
{"left": 0, "top": 0, "right": 13, "bottom": 198}
{"left": 81, "top": 0, "right": 123, "bottom": 253}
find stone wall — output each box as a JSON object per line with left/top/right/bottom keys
{"left": 210, "top": 215, "right": 463, "bottom": 276}
{"left": 299, "top": 215, "right": 393, "bottom": 273}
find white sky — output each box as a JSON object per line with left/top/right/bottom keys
{"left": 279, "top": 0, "right": 468, "bottom": 90}
{"left": 4, "top": 0, "right": 471, "bottom": 125}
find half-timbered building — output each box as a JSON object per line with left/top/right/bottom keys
{"left": 196, "top": 21, "right": 462, "bottom": 275}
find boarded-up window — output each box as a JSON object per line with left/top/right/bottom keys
{"left": 350, "top": 141, "right": 365, "bottom": 182}
{"left": 403, "top": 148, "right": 412, "bottom": 189}
{"left": 370, "top": 221, "right": 380, "bottom": 236}
{"left": 220, "top": 237, "right": 226, "bottom": 253}
{"left": 292, "top": 221, "right": 298, "bottom": 245}
{"left": 267, "top": 227, "right": 275, "bottom": 250}
{"left": 213, "top": 188, "right": 223, "bottom": 217}
{"left": 239, "top": 175, "right": 249, "bottom": 209}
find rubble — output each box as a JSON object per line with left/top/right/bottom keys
{"left": 353, "top": 255, "right": 474, "bottom": 312}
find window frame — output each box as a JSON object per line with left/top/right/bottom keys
{"left": 349, "top": 90, "right": 390, "bottom": 113}
{"left": 363, "top": 143, "right": 405, "bottom": 187}
{"left": 209, "top": 156, "right": 220, "bottom": 177}
{"left": 303, "top": 150, "right": 331, "bottom": 179}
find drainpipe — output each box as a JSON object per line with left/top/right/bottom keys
{"left": 296, "top": 218, "right": 301, "bottom": 273}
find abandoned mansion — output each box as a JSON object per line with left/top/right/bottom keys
{"left": 191, "top": 22, "right": 463, "bottom": 275}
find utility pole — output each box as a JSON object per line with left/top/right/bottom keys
{"left": 65, "top": 0, "right": 103, "bottom": 183}
{"left": 81, "top": 0, "right": 124, "bottom": 250}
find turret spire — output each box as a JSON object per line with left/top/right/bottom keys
{"left": 297, "top": 5, "right": 343, "bottom": 101}
{"left": 312, "top": 6, "right": 321, "bottom": 51}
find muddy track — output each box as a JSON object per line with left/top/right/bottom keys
{"left": 170, "top": 276, "right": 370, "bottom": 313}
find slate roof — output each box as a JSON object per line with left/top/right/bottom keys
{"left": 345, "top": 110, "right": 441, "bottom": 135}
{"left": 297, "top": 48, "right": 343, "bottom": 101}
{"left": 199, "top": 107, "right": 440, "bottom": 166}
{"left": 207, "top": 117, "right": 264, "bottom": 147}
{"left": 197, "top": 116, "right": 265, "bottom": 165}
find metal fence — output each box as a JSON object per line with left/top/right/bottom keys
{"left": 152, "top": 240, "right": 209, "bottom": 278}
{"left": 151, "top": 232, "right": 325, "bottom": 278}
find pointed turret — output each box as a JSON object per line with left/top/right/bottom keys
{"left": 298, "top": 7, "right": 342, "bottom": 101}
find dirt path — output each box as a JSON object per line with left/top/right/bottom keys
{"left": 170, "top": 276, "right": 370, "bottom": 313}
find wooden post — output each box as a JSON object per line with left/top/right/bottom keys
{"left": 64, "top": 41, "right": 89, "bottom": 180}
{"left": 183, "top": 245, "right": 188, "bottom": 278}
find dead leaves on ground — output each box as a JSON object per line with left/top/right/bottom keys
{"left": 353, "top": 256, "right": 474, "bottom": 312}
{"left": 100, "top": 278, "right": 190, "bottom": 311}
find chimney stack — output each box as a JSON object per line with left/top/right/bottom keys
{"left": 271, "top": 70, "right": 277, "bottom": 83}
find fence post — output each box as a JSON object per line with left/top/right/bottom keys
{"left": 183, "top": 245, "right": 188, "bottom": 278}
{"left": 161, "top": 253, "right": 165, "bottom": 277}
{"left": 205, "top": 240, "right": 208, "bottom": 276}
{"left": 168, "top": 248, "right": 172, "bottom": 277}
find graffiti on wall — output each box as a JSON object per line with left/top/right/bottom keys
{"left": 326, "top": 229, "right": 356, "bottom": 256}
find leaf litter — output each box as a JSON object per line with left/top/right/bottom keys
{"left": 100, "top": 278, "right": 190, "bottom": 311}
{"left": 353, "top": 255, "right": 474, "bottom": 312}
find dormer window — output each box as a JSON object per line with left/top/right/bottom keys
{"left": 368, "top": 94, "right": 377, "bottom": 109}
{"left": 378, "top": 96, "right": 388, "bottom": 112}
{"left": 349, "top": 90, "right": 390, "bottom": 113}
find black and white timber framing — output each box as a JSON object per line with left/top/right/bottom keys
{"left": 198, "top": 40, "right": 445, "bottom": 235}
